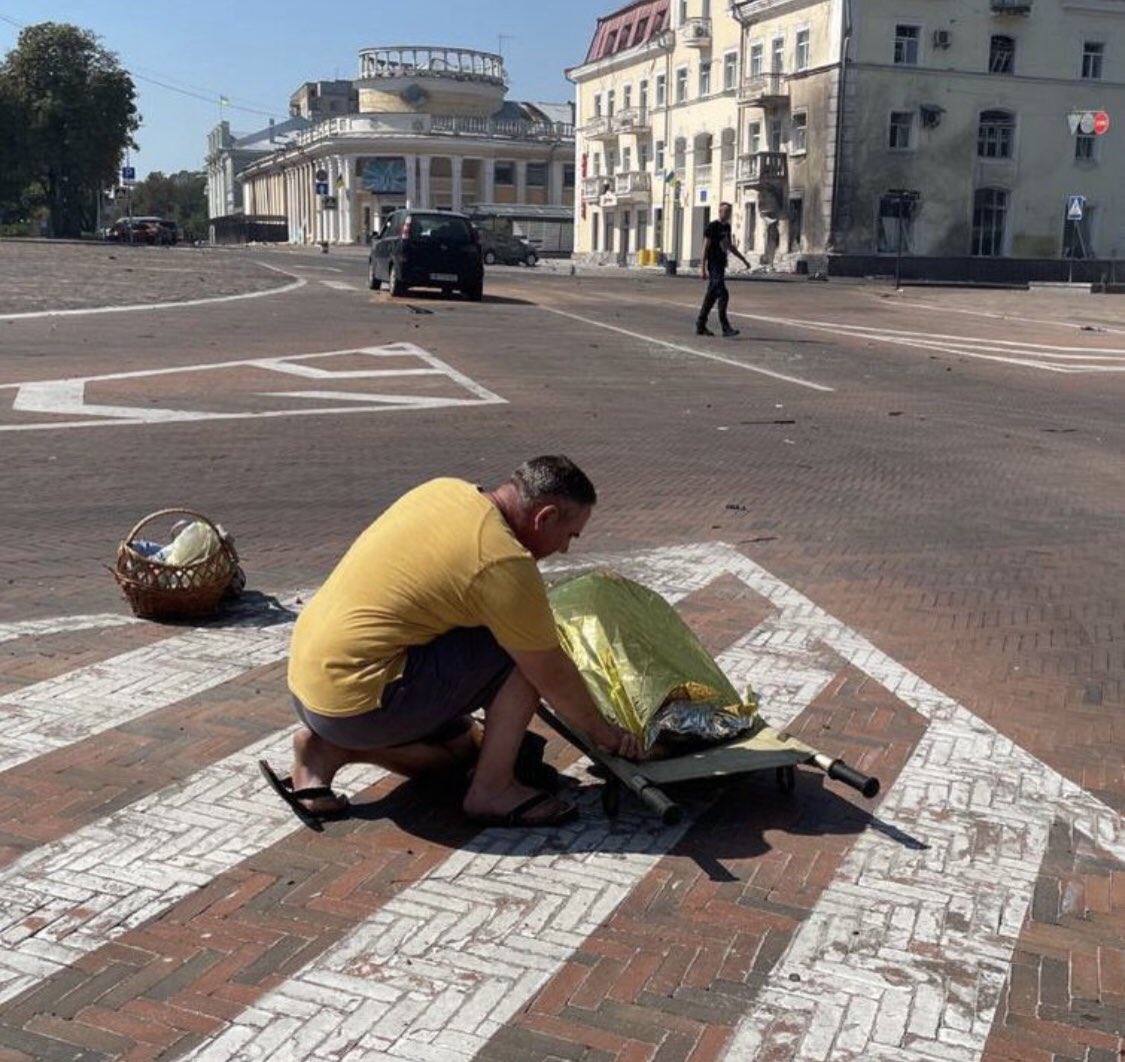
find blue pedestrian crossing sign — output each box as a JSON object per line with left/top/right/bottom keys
{"left": 1066, "top": 195, "right": 1085, "bottom": 221}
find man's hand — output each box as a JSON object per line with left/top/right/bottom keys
{"left": 701, "top": 267, "right": 708, "bottom": 280}
{"left": 591, "top": 717, "right": 645, "bottom": 760}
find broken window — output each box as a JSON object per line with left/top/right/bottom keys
{"left": 877, "top": 194, "right": 915, "bottom": 253}
{"left": 971, "top": 187, "right": 1007, "bottom": 256}
{"left": 977, "top": 110, "right": 1015, "bottom": 159}
{"left": 1082, "top": 42, "right": 1104, "bottom": 79}
{"left": 888, "top": 111, "right": 913, "bottom": 149}
{"left": 989, "top": 36, "right": 1015, "bottom": 74}
{"left": 894, "top": 25, "right": 919, "bottom": 65}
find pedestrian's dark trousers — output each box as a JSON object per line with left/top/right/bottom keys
{"left": 697, "top": 266, "right": 730, "bottom": 330}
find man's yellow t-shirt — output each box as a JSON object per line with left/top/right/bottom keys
{"left": 288, "top": 478, "right": 561, "bottom": 717}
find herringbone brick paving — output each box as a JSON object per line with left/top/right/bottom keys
{"left": 0, "top": 258, "right": 1121, "bottom": 1060}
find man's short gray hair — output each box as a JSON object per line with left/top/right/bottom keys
{"left": 511, "top": 455, "right": 597, "bottom": 507}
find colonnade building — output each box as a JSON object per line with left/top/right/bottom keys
{"left": 206, "top": 46, "right": 577, "bottom": 248}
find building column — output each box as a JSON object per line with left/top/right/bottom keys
{"left": 340, "top": 154, "right": 354, "bottom": 242}
{"left": 285, "top": 169, "right": 294, "bottom": 240}
{"left": 516, "top": 159, "right": 528, "bottom": 203}
{"left": 404, "top": 154, "right": 417, "bottom": 207}
{"left": 549, "top": 160, "right": 565, "bottom": 205}
{"left": 328, "top": 156, "right": 340, "bottom": 243}
{"left": 303, "top": 163, "right": 313, "bottom": 243}
{"left": 418, "top": 155, "right": 432, "bottom": 208}
{"left": 482, "top": 157, "right": 496, "bottom": 204}
{"left": 450, "top": 155, "right": 463, "bottom": 213}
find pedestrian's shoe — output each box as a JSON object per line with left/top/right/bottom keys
{"left": 695, "top": 324, "right": 715, "bottom": 336}
{"left": 721, "top": 327, "right": 740, "bottom": 338}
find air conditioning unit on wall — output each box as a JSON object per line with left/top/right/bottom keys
{"left": 932, "top": 29, "right": 952, "bottom": 49}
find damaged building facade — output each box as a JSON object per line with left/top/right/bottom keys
{"left": 206, "top": 49, "right": 576, "bottom": 248}
{"left": 570, "top": 0, "right": 1125, "bottom": 273}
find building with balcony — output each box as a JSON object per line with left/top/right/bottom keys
{"left": 568, "top": 0, "right": 745, "bottom": 266}
{"left": 570, "top": 0, "right": 1125, "bottom": 273}
{"left": 207, "top": 46, "right": 576, "bottom": 249}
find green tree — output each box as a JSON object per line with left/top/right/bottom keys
{"left": 2, "top": 22, "right": 139, "bottom": 237}
{"left": 0, "top": 73, "right": 31, "bottom": 222}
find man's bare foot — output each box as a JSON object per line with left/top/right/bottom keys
{"left": 463, "top": 778, "right": 576, "bottom": 826}
{"left": 290, "top": 728, "right": 349, "bottom": 815}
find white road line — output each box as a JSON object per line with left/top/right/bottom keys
{"left": 0, "top": 343, "right": 507, "bottom": 431}
{"left": 0, "top": 613, "right": 138, "bottom": 645}
{"left": 659, "top": 297, "right": 1125, "bottom": 374}
{"left": 881, "top": 295, "right": 1125, "bottom": 338}
{"left": 541, "top": 306, "right": 835, "bottom": 392}
{"left": 0, "top": 264, "right": 306, "bottom": 321}
{"left": 321, "top": 280, "right": 359, "bottom": 291}
{"left": 0, "top": 608, "right": 299, "bottom": 773}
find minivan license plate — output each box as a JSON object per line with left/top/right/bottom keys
{"left": 431, "top": 273, "right": 458, "bottom": 282}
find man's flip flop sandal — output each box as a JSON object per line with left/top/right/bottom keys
{"left": 467, "top": 791, "right": 579, "bottom": 829}
{"left": 258, "top": 760, "right": 349, "bottom": 832}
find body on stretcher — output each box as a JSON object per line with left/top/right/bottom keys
{"left": 544, "top": 569, "right": 880, "bottom": 824}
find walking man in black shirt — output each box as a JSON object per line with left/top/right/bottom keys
{"left": 696, "top": 201, "right": 750, "bottom": 337}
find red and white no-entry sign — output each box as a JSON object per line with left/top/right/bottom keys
{"left": 1093, "top": 111, "right": 1110, "bottom": 135}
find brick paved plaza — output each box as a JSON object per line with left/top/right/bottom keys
{"left": 0, "top": 240, "right": 1121, "bottom": 1062}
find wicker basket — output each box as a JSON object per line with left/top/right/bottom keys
{"left": 113, "top": 508, "right": 241, "bottom": 621}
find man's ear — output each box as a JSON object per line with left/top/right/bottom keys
{"left": 533, "top": 503, "right": 560, "bottom": 530}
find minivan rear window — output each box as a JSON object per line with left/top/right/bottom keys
{"left": 410, "top": 215, "right": 473, "bottom": 243}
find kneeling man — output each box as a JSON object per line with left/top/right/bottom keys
{"left": 264, "top": 455, "right": 639, "bottom": 829}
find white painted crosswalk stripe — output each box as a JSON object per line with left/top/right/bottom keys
{"left": 0, "top": 724, "right": 375, "bottom": 1006}
{"left": 0, "top": 612, "right": 139, "bottom": 645}
{"left": 0, "top": 608, "right": 297, "bottom": 774}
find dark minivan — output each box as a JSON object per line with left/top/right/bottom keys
{"left": 368, "top": 209, "right": 484, "bottom": 300}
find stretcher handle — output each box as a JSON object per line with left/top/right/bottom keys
{"left": 632, "top": 776, "right": 683, "bottom": 826}
{"left": 814, "top": 754, "right": 880, "bottom": 798}
{"left": 536, "top": 705, "right": 683, "bottom": 824}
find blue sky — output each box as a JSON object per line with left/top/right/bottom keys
{"left": 0, "top": 1, "right": 611, "bottom": 179}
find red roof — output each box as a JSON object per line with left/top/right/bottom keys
{"left": 584, "top": 0, "right": 669, "bottom": 64}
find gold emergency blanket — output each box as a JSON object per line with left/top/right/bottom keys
{"left": 547, "top": 569, "right": 758, "bottom": 748}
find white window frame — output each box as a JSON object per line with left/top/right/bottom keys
{"left": 655, "top": 73, "right": 667, "bottom": 107}
{"left": 622, "top": 83, "right": 633, "bottom": 110}
{"left": 656, "top": 139, "right": 666, "bottom": 172}
{"left": 794, "top": 28, "right": 811, "bottom": 71}
{"left": 723, "top": 50, "right": 739, "bottom": 91}
{"left": 747, "top": 120, "right": 762, "bottom": 154}
{"left": 699, "top": 60, "right": 711, "bottom": 97}
{"left": 977, "top": 109, "right": 1016, "bottom": 160}
{"left": 1082, "top": 41, "right": 1104, "bottom": 80}
{"left": 893, "top": 24, "right": 922, "bottom": 66}
{"left": 790, "top": 110, "right": 808, "bottom": 154}
{"left": 770, "top": 35, "right": 786, "bottom": 73}
{"left": 888, "top": 110, "right": 914, "bottom": 151}
{"left": 749, "top": 42, "right": 764, "bottom": 78}
{"left": 675, "top": 65, "right": 689, "bottom": 104}
{"left": 593, "top": 93, "right": 603, "bottom": 117}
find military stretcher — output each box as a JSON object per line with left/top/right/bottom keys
{"left": 543, "top": 569, "right": 880, "bottom": 826}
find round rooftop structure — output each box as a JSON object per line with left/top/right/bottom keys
{"left": 356, "top": 46, "right": 509, "bottom": 118}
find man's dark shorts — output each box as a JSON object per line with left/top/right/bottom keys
{"left": 291, "top": 627, "right": 515, "bottom": 750}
